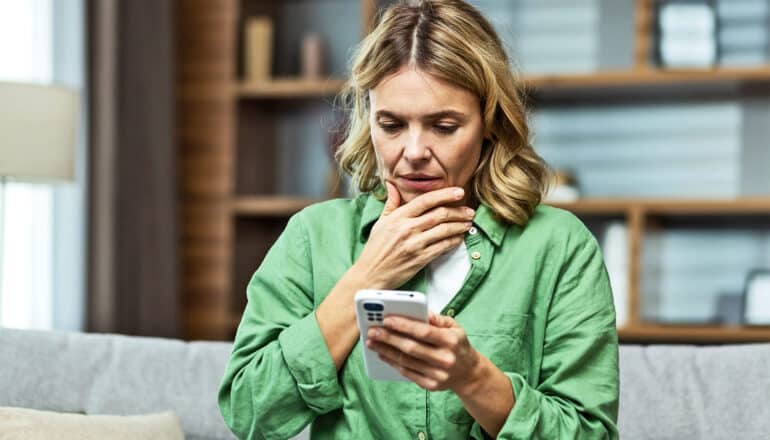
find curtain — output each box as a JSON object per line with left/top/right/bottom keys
{"left": 87, "top": 0, "right": 179, "bottom": 337}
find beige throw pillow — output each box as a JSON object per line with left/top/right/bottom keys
{"left": 0, "top": 406, "right": 185, "bottom": 440}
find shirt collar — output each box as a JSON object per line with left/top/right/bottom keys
{"left": 358, "top": 192, "right": 509, "bottom": 247}
{"left": 472, "top": 203, "right": 508, "bottom": 247}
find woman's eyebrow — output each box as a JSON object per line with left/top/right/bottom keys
{"left": 374, "top": 109, "right": 468, "bottom": 122}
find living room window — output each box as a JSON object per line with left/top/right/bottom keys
{"left": 0, "top": 0, "right": 86, "bottom": 331}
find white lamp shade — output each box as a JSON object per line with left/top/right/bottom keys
{"left": 0, "top": 81, "right": 79, "bottom": 181}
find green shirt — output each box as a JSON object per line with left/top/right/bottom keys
{"left": 218, "top": 193, "right": 619, "bottom": 439}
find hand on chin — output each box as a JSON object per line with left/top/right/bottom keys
{"left": 398, "top": 185, "right": 467, "bottom": 208}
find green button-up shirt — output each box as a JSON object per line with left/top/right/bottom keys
{"left": 218, "top": 193, "right": 619, "bottom": 439}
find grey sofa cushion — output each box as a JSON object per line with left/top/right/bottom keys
{"left": 619, "top": 344, "right": 770, "bottom": 440}
{"left": 0, "top": 327, "right": 236, "bottom": 440}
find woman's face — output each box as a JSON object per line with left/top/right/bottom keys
{"left": 369, "top": 66, "right": 484, "bottom": 205}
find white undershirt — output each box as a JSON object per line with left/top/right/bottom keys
{"left": 426, "top": 241, "right": 471, "bottom": 313}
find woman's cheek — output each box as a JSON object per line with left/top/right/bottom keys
{"left": 373, "top": 139, "right": 399, "bottom": 175}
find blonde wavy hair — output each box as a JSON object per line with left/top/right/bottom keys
{"left": 335, "top": 0, "right": 550, "bottom": 226}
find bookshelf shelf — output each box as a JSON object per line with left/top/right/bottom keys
{"left": 527, "top": 67, "right": 770, "bottom": 89}
{"left": 231, "top": 195, "right": 322, "bottom": 217}
{"left": 237, "top": 77, "right": 347, "bottom": 99}
{"left": 525, "top": 67, "right": 770, "bottom": 100}
{"left": 619, "top": 325, "right": 770, "bottom": 344}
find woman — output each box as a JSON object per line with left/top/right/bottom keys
{"left": 218, "top": 1, "right": 619, "bottom": 439}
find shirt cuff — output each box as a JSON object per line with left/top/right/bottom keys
{"left": 278, "top": 311, "right": 343, "bottom": 414}
{"left": 497, "top": 372, "right": 541, "bottom": 438}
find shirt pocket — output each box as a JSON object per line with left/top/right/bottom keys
{"left": 442, "top": 313, "right": 531, "bottom": 425}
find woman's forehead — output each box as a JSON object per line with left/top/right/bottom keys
{"left": 370, "top": 72, "right": 478, "bottom": 121}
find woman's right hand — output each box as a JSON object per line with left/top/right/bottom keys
{"left": 351, "top": 181, "right": 475, "bottom": 290}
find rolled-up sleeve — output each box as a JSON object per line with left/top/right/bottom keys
{"left": 218, "top": 213, "right": 343, "bottom": 440}
{"left": 493, "top": 230, "right": 619, "bottom": 439}
{"left": 278, "top": 311, "right": 343, "bottom": 411}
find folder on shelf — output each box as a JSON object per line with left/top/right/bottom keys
{"left": 244, "top": 16, "right": 273, "bottom": 81}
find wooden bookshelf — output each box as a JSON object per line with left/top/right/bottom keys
{"left": 177, "top": 0, "right": 770, "bottom": 343}
{"left": 177, "top": 0, "right": 238, "bottom": 341}
{"left": 237, "top": 77, "right": 347, "bottom": 99}
{"left": 551, "top": 197, "right": 770, "bottom": 341}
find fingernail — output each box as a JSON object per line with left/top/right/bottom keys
{"left": 465, "top": 208, "right": 475, "bottom": 216}
{"left": 454, "top": 188, "right": 464, "bottom": 199}
{"left": 369, "top": 328, "right": 380, "bottom": 338}
{"left": 466, "top": 222, "right": 473, "bottom": 228}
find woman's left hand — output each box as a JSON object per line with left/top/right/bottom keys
{"left": 366, "top": 312, "right": 482, "bottom": 393}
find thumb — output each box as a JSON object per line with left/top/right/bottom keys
{"left": 382, "top": 181, "right": 401, "bottom": 216}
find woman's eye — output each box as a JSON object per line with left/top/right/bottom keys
{"left": 434, "top": 125, "right": 458, "bottom": 135}
{"left": 379, "top": 122, "right": 403, "bottom": 133}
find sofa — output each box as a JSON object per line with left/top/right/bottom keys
{"left": 1, "top": 327, "right": 769, "bottom": 439}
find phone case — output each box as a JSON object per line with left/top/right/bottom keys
{"left": 354, "top": 289, "right": 428, "bottom": 381}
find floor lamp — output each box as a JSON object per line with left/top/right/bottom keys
{"left": 0, "top": 81, "right": 79, "bottom": 324}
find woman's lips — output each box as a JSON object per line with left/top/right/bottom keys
{"left": 397, "top": 176, "right": 443, "bottom": 192}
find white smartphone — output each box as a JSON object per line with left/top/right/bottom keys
{"left": 354, "top": 289, "right": 428, "bottom": 381}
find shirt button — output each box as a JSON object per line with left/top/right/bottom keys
{"left": 417, "top": 432, "right": 426, "bottom": 440}
{"left": 445, "top": 308, "right": 456, "bottom": 317}
{"left": 471, "top": 251, "right": 481, "bottom": 260}
{"left": 468, "top": 226, "right": 478, "bottom": 235}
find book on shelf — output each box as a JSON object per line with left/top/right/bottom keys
{"left": 473, "top": 0, "right": 600, "bottom": 74}
{"left": 716, "top": 0, "right": 770, "bottom": 66}
{"left": 244, "top": 16, "right": 273, "bottom": 82}
{"left": 719, "top": 23, "right": 769, "bottom": 49}
{"left": 479, "top": 0, "right": 634, "bottom": 74}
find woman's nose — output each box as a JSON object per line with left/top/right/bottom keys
{"left": 403, "top": 130, "right": 431, "bottom": 162}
